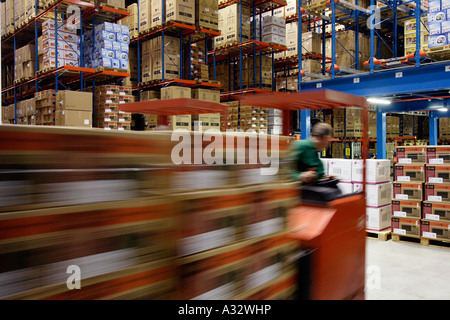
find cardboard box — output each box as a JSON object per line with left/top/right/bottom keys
{"left": 391, "top": 217, "right": 421, "bottom": 237}
{"left": 337, "top": 181, "right": 353, "bottom": 195}
{"left": 391, "top": 200, "right": 422, "bottom": 219}
{"left": 393, "top": 182, "right": 423, "bottom": 201}
{"left": 366, "top": 182, "right": 392, "bottom": 207}
{"left": 56, "top": 110, "right": 92, "bottom": 127}
{"left": 138, "top": 0, "right": 151, "bottom": 32}
{"left": 396, "top": 146, "right": 427, "bottom": 164}
{"left": 191, "top": 88, "right": 220, "bottom": 103}
{"left": 422, "top": 201, "right": 450, "bottom": 222}
{"left": 56, "top": 91, "right": 93, "bottom": 111}
{"left": 394, "top": 164, "right": 425, "bottom": 182}
{"left": 351, "top": 159, "right": 391, "bottom": 183}
{"left": 169, "top": 115, "right": 191, "bottom": 131}
{"left": 161, "top": 86, "right": 191, "bottom": 99}
{"left": 425, "top": 164, "right": 450, "bottom": 183}
{"left": 328, "top": 159, "right": 352, "bottom": 182}
{"left": 366, "top": 204, "right": 392, "bottom": 231}
{"left": 165, "top": 0, "right": 195, "bottom": 25}
{"left": 421, "top": 219, "right": 450, "bottom": 241}
{"left": 426, "top": 146, "right": 450, "bottom": 164}
{"left": 424, "top": 183, "right": 450, "bottom": 202}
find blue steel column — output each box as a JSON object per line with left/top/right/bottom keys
{"left": 415, "top": 0, "right": 421, "bottom": 67}
{"left": 298, "top": 0, "right": 302, "bottom": 87}
{"left": 188, "top": 36, "right": 192, "bottom": 80}
{"left": 300, "top": 109, "right": 311, "bottom": 139}
{"left": 80, "top": 11, "right": 84, "bottom": 91}
{"left": 34, "top": 0, "right": 38, "bottom": 93}
{"left": 162, "top": 0, "right": 165, "bottom": 81}
{"left": 355, "top": 0, "right": 359, "bottom": 70}
{"left": 331, "top": 0, "right": 336, "bottom": 79}
{"left": 393, "top": 0, "right": 398, "bottom": 57}
{"left": 13, "top": 35, "right": 17, "bottom": 124}
{"left": 376, "top": 109, "right": 386, "bottom": 159}
{"left": 429, "top": 111, "right": 438, "bottom": 146}
{"left": 322, "top": 20, "right": 326, "bottom": 74}
{"left": 369, "top": 0, "right": 374, "bottom": 74}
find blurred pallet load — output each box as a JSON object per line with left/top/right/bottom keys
{"left": 0, "top": 124, "right": 301, "bottom": 300}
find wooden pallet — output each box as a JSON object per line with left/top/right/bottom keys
{"left": 367, "top": 229, "right": 391, "bottom": 241}
{"left": 419, "top": 237, "right": 450, "bottom": 249}
{"left": 195, "top": 79, "right": 220, "bottom": 85}
{"left": 94, "top": 67, "right": 128, "bottom": 73}
{"left": 304, "top": 0, "right": 328, "bottom": 13}
{"left": 392, "top": 233, "right": 421, "bottom": 244}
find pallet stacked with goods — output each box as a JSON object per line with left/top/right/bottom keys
{"left": 391, "top": 145, "right": 450, "bottom": 246}
{"left": 0, "top": 0, "right": 132, "bottom": 127}
{"left": 0, "top": 124, "right": 303, "bottom": 300}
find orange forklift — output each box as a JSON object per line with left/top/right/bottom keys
{"left": 242, "top": 89, "right": 369, "bottom": 300}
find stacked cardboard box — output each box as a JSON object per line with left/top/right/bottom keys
{"left": 151, "top": 0, "right": 195, "bottom": 28}
{"left": 215, "top": 3, "right": 251, "bottom": 47}
{"left": 39, "top": 20, "right": 80, "bottom": 70}
{"left": 152, "top": 35, "right": 181, "bottom": 80}
{"left": 261, "top": 16, "right": 286, "bottom": 46}
{"left": 404, "top": 17, "right": 429, "bottom": 56}
{"left": 239, "top": 105, "right": 268, "bottom": 133}
{"left": 83, "top": 22, "right": 130, "bottom": 70}
{"left": 91, "top": 85, "right": 133, "bottom": 130}
{"left": 195, "top": 0, "right": 219, "bottom": 30}
{"left": 332, "top": 107, "right": 363, "bottom": 138}
{"left": 121, "top": 3, "right": 138, "bottom": 38}
{"left": 392, "top": 145, "right": 450, "bottom": 242}
{"left": 55, "top": 90, "right": 93, "bottom": 127}
{"left": 12, "top": 98, "right": 36, "bottom": 125}
{"left": 426, "top": 1, "right": 449, "bottom": 52}
{"left": 211, "top": 62, "right": 230, "bottom": 92}
{"left": 34, "top": 89, "right": 56, "bottom": 125}
{"left": 14, "top": 44, "right": 35, "bottom": 81}
{"left": 439, "top": 118, "right": 449, "bottom": 140}
{"left": 161, "top": 86, "right": 192, "bottom": 130}
{"left": 184, "top": 42, "right": 208, "bottom": 81}
{"left": 268, "top": 108, "right": 283, "bottom": 135}
{"left": 246, "top": 56, "right": 273, "bottom": 90}
{"left": 191, "top": 88, "right": 221, "bottom": 132}
{"left": 386, "top": 115, "right": 400, "bottom": 138}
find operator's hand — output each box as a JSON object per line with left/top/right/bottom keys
{"left": 299, "top": 170, "right": 317, "bottom": 184}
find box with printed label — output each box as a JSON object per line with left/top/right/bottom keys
{"left": 56, "top": 91, "right": 93, "bottom": 112}
{"left": 422, "top": 201, "right": 450, "bottom": 222}
{"left": 425, "top": 165, "right": 450, "bottom": 183}
{"left": 394, "top": 164, "right": 425, "bottom": 182}
{"left": 428, "top": 34, "right": 448, "bottom": 47}
{"left": 393, "top": 182, "right": 423, "bottom": 201}
{"left": 165, "top": 0, "right": 195, "bottom": 25}
{"left": 366, "top": 204, "right": 392, "bottom": 231}
{"left": 429, "top": 0, "right": 441, "bottom": 12}
{"left": 338, "top": 182, "right": 354, "bottom": 195}
{"left": 428, "top": 10, "right": 447, "bottom": 24}
{"left": 424, "top": 183, "right": 450, "bottom": 202}
{"left": 428, "top": 23, "right": 442, "bottom": 36}
{"left": 427, "top": 146, "right": 450, "bottom": 164}
{"left": 161, "top": 86, "right": 191, "bottom": 99}
{"left": 329, "top": 159, "right": 352, "bottom": 182}
{"left": 392, "top": 200, "right": 422, "bottom": 219}
{"left": 95, "top": 30, "right": 116, "bottom": 42}
{"left": 396, "top": 146, "right": 427, "bottom": 164}
{"left": 421, "top": 220, "right": 450, "bottom": 241}
{"left": 391, "top": 217, "right": 421, "bottom": 237}
{"left": 351, "top": 159, "right": 391, "bottom": 183}
{"left": 366, "top": 182, "right": 392, "bottom": 207}
{"left": 169, "top": 115, "right": 192, "bottom": 131}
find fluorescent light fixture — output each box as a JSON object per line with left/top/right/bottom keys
{"left": 367, "top": 97, "right": 391, "bottom": 105}
{"left": 437, "top": 108, "right": 448, "bottom": 112}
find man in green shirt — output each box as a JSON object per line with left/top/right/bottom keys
{"left": 289, "top": 123, "right": 333, "bottom": 184}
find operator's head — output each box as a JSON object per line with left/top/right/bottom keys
{"left": 311, "top": 122, "right": 332, "bottom": 151}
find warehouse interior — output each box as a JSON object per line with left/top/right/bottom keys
{"left": 0, "top": 0, "right": 450, "bottom": 301}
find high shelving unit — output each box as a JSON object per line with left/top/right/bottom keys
{"left": 1, "top": 0, "right": 131, "bottom": 124}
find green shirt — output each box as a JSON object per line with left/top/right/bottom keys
{"left": 288, "top": 139, "right": 324, "bottom": 182}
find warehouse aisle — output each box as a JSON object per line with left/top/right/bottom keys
{"left": 365, "top": 238, "right": 450, "bottom": 300}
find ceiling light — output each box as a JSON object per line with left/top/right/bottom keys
{"left": 367, "top": 97, "right": 391, "bottom": 105}
{"left": 437, "top": 108, "right": 448, "bottom": 112}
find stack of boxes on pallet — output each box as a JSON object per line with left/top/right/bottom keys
{"left": 83, "top": 22, "right": 130, "bottom": 70}
{"left": 427, "top": 0, "right": 450, "bottom": 53}
{"left": 404, "top": 17, "right": 429, "bottom": 56}
{"left": 38, "top": 19, "right": 80, "bottom": 70}
{"left": 215, "top": 3, "right": 251, "bottom": 48}
{"left": 14, "top": 44, "right": 35, "bottom": 82}
{"left": 91, "top": 85, "right": 133, "bottom": 130}
{"left": 393, "top": 145, "right": 450, "bottom": 242}
{"left": 184, "top": 42, "right": 209, "bottom": 81}
{"left": 439, "top": 118, "right": 449, "bottom": 140}
{"left": 322, "top": 158, "right": 392, "bottom": 231}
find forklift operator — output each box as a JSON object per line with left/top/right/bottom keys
{"left": 290, "top": 123, "right": 334, "bottom": 185}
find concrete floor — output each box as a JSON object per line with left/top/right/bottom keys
{"left": 365, "top": 238, "right": 450, "bottom": 300}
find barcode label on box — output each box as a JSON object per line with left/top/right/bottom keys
{"left": 399, "top": 158, "right": 412, "bottom": 164}
{"left": 398, "top": 176, "right": 410, "bottom": 182}
{"left": 396, "top": 194, "right": 409, "bottom": 200}
{"left": 429, "top": 158, "right": 444, "bottom": 164}
{"left": 429, "top": 177, "right": 443, "bottom": 183}
{"left": 394, "top": 228, "right": 406, "bottom": 235}
{"left": 393, "top": 211, "right": 407, "bottom": 217}
{"left": 425, "top": 214, "right": 440, "bottom": 221}
{"left": 422, "top": 232, "right": 437, "bottom": 239}
{"left": 428, "top": 196, "right": 442, "bottom": 202}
